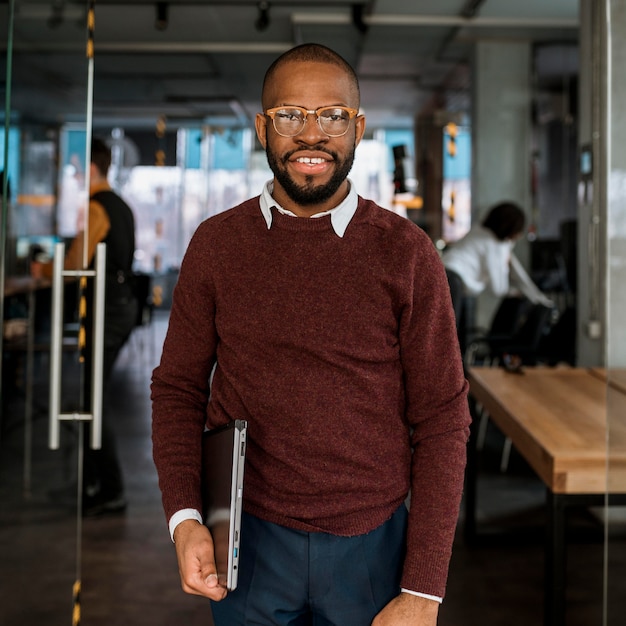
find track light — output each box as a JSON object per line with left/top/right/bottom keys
{"left": 155, "top": 2, "right": 169, "bottom": 31}
{"left": 255, "top": 1, "right": 270, "bottom": 32}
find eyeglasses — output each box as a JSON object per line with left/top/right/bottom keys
{"left": 264, "top": 105, "right": 359, "bottom": 137}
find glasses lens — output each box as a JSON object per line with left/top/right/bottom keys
{"left": 318, "top": 108, "right": 351, "bottom": 136}
{"left": 273, "top": 108, "right": 305, "bottom": 136}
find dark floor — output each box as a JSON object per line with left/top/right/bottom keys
{"left": 1, "top": 310, "right": 625, "bottom": 626}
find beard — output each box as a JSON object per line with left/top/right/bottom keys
{"left": 265, "top": 138, "right": 356, "bottom": 207}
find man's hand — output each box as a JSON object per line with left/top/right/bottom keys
{"left": 372, "top": 593, "right": 439, "bottom": 626}
{"left": 173, "top": 519, "right": 228, "bottom": 601}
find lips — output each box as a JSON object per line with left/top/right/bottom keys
{"left": 287, "top": 150, "right": 334, "bottom": 175}
{"left": 287, "top": 149, "right": 333, "bottom": 162}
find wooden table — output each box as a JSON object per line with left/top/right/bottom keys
{"left": 466, "top": 366, "right": 626, "bottom": 626}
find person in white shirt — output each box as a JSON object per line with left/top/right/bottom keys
{"left": 443, "top": 201, "right": 553, "bottom": 349}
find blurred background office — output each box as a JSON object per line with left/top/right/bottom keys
{"left": 2, "top": 1, "right": 626, "bottom": 625}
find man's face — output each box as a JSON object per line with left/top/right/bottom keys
{"left": 255, "top": 61, "right": 366, "bottom": 216}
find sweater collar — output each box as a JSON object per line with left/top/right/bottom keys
{"left": 259, "top": 179, "right": 358, "bottom": 238}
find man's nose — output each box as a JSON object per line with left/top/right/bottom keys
{"left": 297, "top": 113, "right": 328, "bottom": 142}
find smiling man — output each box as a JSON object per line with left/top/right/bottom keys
{"left": 152, "top": 43, "right": 471, "bottom": 626}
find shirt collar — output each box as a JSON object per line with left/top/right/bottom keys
{"left": 259, "top": 179, "right": 358, "bottom": 237}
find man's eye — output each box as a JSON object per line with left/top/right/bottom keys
{"left": 278, "top": 111, "right": 301, "bottom": 122}
{"left": 321, "top": 110, "right": 347, "bottom": 122}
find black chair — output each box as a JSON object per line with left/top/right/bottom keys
{"left": 537, "top": 306, "right": 576, "bottom": 366}
{"left": 128, "top": 273, "right": 156, "bottom": 363}
{"left": 132, "top": 273, "right": 153, "bottom": 328}
{"left": 464, "top": 296, "right": 534, "bottom": 367}
{"left": 482, "top": 302, "right": 554, "bottom": 367}
{"left": 467, "top": 299, "right": 555, "bottom": 471}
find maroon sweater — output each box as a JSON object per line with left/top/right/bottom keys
{"left": 151, "top": 196, "right": 471, "bottom": 597}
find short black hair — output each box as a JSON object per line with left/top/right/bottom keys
{"left": 262, "top": 43, "right": 360, "bottom": 108}
{"left": 482, "top": 202, "right": 526, "bottom": 240}
{"left": 91, "top": 137, "right": 112, "bottom": 176}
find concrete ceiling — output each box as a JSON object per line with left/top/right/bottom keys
{"left": 1, "top": 0, "right": 579, "bottom": 131}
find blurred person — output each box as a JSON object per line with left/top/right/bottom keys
{"left": 32, "top": 138, "right": 137, "bottom": 516}
{"left": 443, "top": 201, "right": 553, "bottom": 349}
{"left": 152, "top": 43, "right": 470, "bottom": 626}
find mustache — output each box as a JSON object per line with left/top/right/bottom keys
{"left": 284, "top": 146, "right": 336, "bottom": 160}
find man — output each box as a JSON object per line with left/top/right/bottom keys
{"left": 152, "top": 44, "right": 470, "bottom": 625}
{"left": 33, "top": 138, "right": 137, "bottom": 516}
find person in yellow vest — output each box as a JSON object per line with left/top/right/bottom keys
{"left": 33, "top": 138, "right": 137, "bottom": 516}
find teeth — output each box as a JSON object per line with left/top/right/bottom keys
{"left": 296, "top": 157, "right": 325, "bottom": 164}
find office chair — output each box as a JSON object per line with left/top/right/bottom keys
{"left": 128, "top": 273, "right": 156, "bottom": 363}
{"left": 467, "top": 299, "right": 554, "bottom": 471}
{"left": 464, "top": 296, "right": 533, "bottom": 367}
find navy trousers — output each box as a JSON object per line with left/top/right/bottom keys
{"left": 211, "top": 505, "right": 408, "bottom": 626}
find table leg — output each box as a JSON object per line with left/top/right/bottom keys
{"left": 23, "top": 288, "right": 35, "bottom": 498}
{"left": 545, "top": 490, "right": 566, "bottom": 626}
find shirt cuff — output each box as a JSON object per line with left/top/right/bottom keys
{"left": 401, "top": 589, "right": 443, "bottom": 604}
{"left": 169, "top": 508, "right": 203, "bottom": 542}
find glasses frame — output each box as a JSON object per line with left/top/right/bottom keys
{"left": 264, "top": 105, "right": 359, "bottom": 137}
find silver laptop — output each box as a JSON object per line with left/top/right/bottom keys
{"left": 202, "top": 419, "right": 247, "bottom": 591}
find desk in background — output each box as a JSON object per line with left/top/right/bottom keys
{"left": 466, "top": 366, "right": 626, "bottom": 626}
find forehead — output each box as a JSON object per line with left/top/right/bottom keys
{"left": 262, "top": 61, "right": 358, "bottom": 109}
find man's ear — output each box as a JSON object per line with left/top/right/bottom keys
{"left": 354, "top": 114, "right": 366, "bottom": 147}
{"left": 255, "top": 113, "right": 268, "bottom": 149}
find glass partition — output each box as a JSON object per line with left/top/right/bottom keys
{"left": 606, "top": 2, "right": 626, "bottom": 623}
{"left": 1, "top": 2, "right": 92, "bottom": 623}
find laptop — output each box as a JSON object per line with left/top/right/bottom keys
{"left": 201, "top": 419, "right": 248, "bottom": 591}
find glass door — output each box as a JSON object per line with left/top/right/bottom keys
{"left": 605, "top": 2, "right": 626, "bottom": 624}
{"left": 1, "top": 2, "right": 100, "bottom": 624}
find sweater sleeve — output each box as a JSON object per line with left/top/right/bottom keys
{"left": 399, "top": 230, "right": 471, "bottom": 598}
{"left": 151, "top": 223, "right": 218, "bottom": 524}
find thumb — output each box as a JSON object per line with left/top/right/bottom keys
{"left": 200, "top": 548, "right": 227, "bottom": 593}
